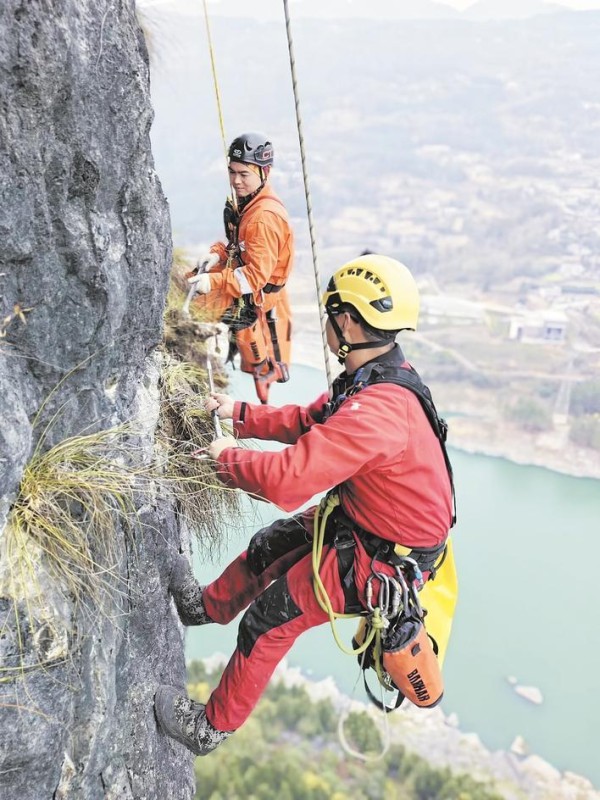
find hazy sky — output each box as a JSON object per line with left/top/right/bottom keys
{"left": 141, "top": 0, "right": 600, "bottom": 11}
{"left": 467, "top": 0, "right": 600, "bottom": 5}
{"left": 438, "top": 0, "right": 600, "bottom": 7}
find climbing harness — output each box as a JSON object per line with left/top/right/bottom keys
{"left": 313, "top": 494, "right": 447, "bottom": 712}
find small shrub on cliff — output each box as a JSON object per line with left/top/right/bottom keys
{"left": 1, "top": 424, "right": 149, "bottom": 683}
{"left": 1, "top": 356, "right": 241, "bottom": 682}
{"left": 5, "top": 424, "right": 144, "bottom": 611}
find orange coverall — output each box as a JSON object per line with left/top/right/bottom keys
{"left": 193, "top": 183, "right": 294, "bottom": 401}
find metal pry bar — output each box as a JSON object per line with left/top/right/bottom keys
{"left": 206, "top": 359, "right": 223, "bottom": 439}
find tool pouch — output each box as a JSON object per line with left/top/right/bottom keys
{"left": 383, "top": 616, "right": 444, "bottom": 708}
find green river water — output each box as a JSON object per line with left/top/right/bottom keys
{"left": 186, "top": 363, "right": 600, "bottom": 787}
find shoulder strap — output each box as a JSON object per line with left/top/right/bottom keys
{"left": 352, "top": 362, "right": 457, "bottom": 527}
{"left": 223, "top": 198, "right": 240, "bottom": 246}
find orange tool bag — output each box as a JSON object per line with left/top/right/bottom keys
{"left": 228, "top": 299, "right": 291, "bottom": 404}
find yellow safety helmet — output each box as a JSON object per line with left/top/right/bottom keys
{"left": 322, "top": 254, "right": 419, "bottom": 332}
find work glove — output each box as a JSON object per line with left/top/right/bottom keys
{"left": 208, "top": 434, "right": 238, "bottom": 461}
{"left": 197, "top": 252, "right": 220, "bottom": 272}
{"left": 186, "top": 252, "right": 220, "bottom": 295}
{"left": 187, "top": 272, "right": 211, "bottom": 295}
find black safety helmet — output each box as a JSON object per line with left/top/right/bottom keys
{"left": 228, "top": 132, "right": 274, "bottom": 167}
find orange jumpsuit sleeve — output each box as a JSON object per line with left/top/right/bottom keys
{"left": 207, "top": 213, "right": 286, "bottom": 299}
{"left": 209, "top": 241, "right": 228, "bottom": 265}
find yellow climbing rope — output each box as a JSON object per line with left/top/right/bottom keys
{"left": 313, "top": 494, "right": 394, "bottom": 762}
{"left": 312, "top": 494, "right": 383, "bottom": 656}
{"left": 201, "top": 0, "right": 228, "bottom": 168}
{"left": 200, "top": 0, "right": 239, "bottom": 217}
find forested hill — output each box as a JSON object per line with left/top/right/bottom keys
{"left": 148, "top": 8, "right": 600, "bottom": 290}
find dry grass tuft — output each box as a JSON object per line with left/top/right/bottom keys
{"left": 6, "top": 426, "right": 144, "bottom": 603}
{"left": 1, "top": 424, "right": 147, "bottom": 683}
{"left": 1, "top": 250, "right": 243, "bottom": 683}
{"left": 157, "top": 354, "right": 241, "bottom": 555}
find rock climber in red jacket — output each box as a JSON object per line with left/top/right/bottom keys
{"left": 155, "top": 254, "right": 453, "bottom": 756}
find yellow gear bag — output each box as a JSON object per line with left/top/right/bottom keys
{"left": 418, "top": 537, "right": 458, "bottom": 667}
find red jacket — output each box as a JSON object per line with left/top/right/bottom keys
{"left": 215, "top": 371, "right": 453, "bottom": 549}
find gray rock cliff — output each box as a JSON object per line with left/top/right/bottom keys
{"left": 0, "top": 2, "right": 193, "bottom": 797}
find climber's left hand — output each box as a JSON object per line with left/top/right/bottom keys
{"left": 208, "top": 435, "right": 238, "bottom": 461}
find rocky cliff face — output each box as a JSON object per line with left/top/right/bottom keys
{"left": 0, "top": 2, "right": 193, "bottom": 797}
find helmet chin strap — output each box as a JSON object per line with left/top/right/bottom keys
{"left": 327, "top": 311, "right": 388, "bottom": 365}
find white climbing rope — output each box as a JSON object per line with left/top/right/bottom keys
{"left": 282, "top": 0, "right": 333, "bottom": 394}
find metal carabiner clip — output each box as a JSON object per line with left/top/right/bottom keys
{"left": 394, "top": 565, "right": 411, "bottom": 616}
{"left": 365, "top": 575, "right": 376, "bottom": 613}
{"left": 401, "top": 555, "right": 424, "bottom": 589}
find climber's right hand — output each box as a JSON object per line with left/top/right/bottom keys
{"left": 187, "top": 273, "right": 211, "bottom": 294}
{"left": 205, "top": 392, "right": 235, "bottom": 421}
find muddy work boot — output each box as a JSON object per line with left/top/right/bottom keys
{"left": 154, "top": 685, "right": 232, "bottom": 756}
{"left": 169, "top": 554, "right": 213, "bottom": 626}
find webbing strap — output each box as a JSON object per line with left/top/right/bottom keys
{"left": 349, "top": 360, "right": 457, "bottom": 527}
{"left": 312, "top": 495, "right": 380, "bottom": 657}
{"left": 332, "top": 526, "right": 363, "bottom": 615}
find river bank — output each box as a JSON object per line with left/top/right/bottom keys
{"left": 441, "top": 409, "right": 600, "bottom": 481}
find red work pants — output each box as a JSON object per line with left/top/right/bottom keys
{"left": 201, "top": 508, "right": 369, "bottom": 733}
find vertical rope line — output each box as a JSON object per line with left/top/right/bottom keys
{"left": 201, "top": 0, "right": 236, "bottom": 209}
{"left": 282, "top": 0, "right": 333, "bottom": 393}
{"left": 202, "top": 0, "right": 228, "bottom": 163}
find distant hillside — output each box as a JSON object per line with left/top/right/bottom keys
{"left": 161, "top": 0, "right": 573, "bottom": 22}
{"left": 206, "top": 0, "right": 460, "bottom": 20}
{"left": 463, "top": 0, "right": 565, "bottom": 19}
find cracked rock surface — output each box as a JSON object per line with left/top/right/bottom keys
{"left": 0, "top": 2, "right": 193, "bottom": 797}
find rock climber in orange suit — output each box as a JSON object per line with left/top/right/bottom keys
{"left": 188, "top": 131, "right": 294, "bottom": 404}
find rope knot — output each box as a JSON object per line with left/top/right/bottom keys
{"left": 370, "top": 608, "right": 386, "bottom": 631}
{"left": 325, "top": 493, "right": 340, "bottom": 511}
